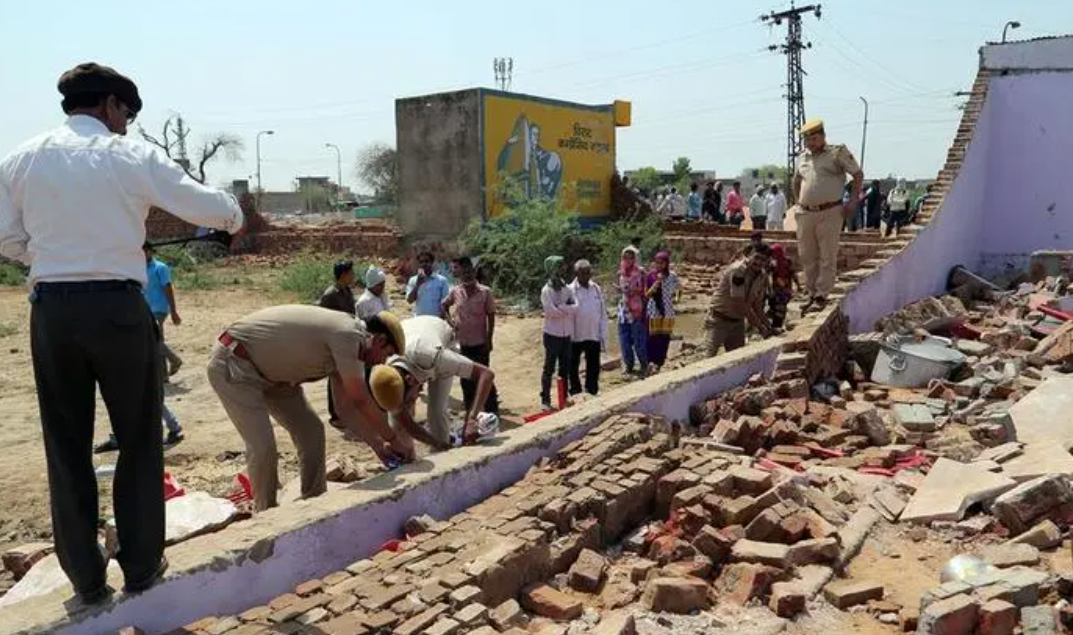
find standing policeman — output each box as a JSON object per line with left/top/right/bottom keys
{"left": 792, "top": 119, "right": 863, "bottom": 314}
{"left": 0, "top": 63, "right": 244, "bottom": 603}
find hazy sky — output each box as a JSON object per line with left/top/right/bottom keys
{"left": 0, "top": 0, "right": 1066, "bottom": 192}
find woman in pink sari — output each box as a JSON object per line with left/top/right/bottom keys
{"left": 617, "top": 246, "right": 648, "bottom": 376}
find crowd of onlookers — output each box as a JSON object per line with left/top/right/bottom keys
{"left": 646, "top": 180, "right": 790, "bottom": 230}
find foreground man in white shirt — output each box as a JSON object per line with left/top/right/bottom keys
{"left": 568, "top": 260, "right": 608, "bottom": 397}
{"left": 0, "top": 63, "right": 244, "bottom": 604}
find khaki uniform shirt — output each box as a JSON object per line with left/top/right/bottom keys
{"left": 706, "top": 261, "right": 768, "bottom": 323}
{"left": 393, "top": 315, "right": 474, "bottom": 383}
{"left": 226, "top": 305, "right": 368, "bottom": 384}
{"left": 796, "top": 143, "right": 861, "bottom": 207}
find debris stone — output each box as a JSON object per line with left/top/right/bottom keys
{"left": 640, "top": 577, "right": 710, "bottom": 613}
{"left": 522, "top": 584, "right": 583, "bottom": 621}
{"left": 1006, "top": 519, "right": 1063, "bottom": 550}
{"left": 992, "top": 474, "right": 1073, "bottom": 534}
{"left": 981, "top": 543, "right": 1041, "bottom": 568}
{"left": 823, "top": 579, "right": 884, "bottom": 609}
{"left": 567, "top": 548, "right": 607, "bottom": 593}
{"left": 917, "top": 593, "right": 979, "bottom": 635}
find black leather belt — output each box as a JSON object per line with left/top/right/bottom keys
{"left": 34, "top": 280, "right": 141, "bottom": 294}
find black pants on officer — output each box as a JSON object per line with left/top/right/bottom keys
{"left": 30, "top": 282, "right": 164, "bottom": 597}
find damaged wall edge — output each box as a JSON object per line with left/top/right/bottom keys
{"left": 0, "top": 343, "right": 780, "bottom": 635}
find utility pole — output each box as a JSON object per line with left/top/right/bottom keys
{"left": 493, "top": 57, "right": 513, "bottom": 91}
{"left": 255, "top": 130, "right": 274, "bottom": 213}
{"left": 859, "top": 96, "right": 869, "bottom": 172}
{"left": 760, "top": 2, "right": 822, "bottom": 199}
{"left": 325, "top": 143, "right": 343, "bottom": 207}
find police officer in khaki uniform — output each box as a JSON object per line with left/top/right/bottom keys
{"left": 207, "top": 305, "right": 408, "bottom": 511}
{"left": 792, "top": 119, "right": 863, "bottom": 313}
{"left": 705, "top": 244, "right": 775, "bottom": 356}
{"left": 369, "top": 315, "right": 497, "bottom": 450}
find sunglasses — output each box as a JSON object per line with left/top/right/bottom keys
{"left": 117, "top": 102, "right": 137, "bottom": 123}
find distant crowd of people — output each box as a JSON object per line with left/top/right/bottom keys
{"left": 648, "top": 180, "right": 789, "bottom": 230}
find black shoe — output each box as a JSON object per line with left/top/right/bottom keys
{"left": 77, "top": 584, "right": 113, "bottom": 605}
{"left": 164, "top": 429, "right": 184, "bottom": 446}
{"left": 123, "top": 557, "right": 168, "bottom": 594}
{"left": 93, "top": 437, "right": 119, "bottom": 454}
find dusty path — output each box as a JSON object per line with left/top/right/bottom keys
{"left": 0, "top": 266, "right": 713, "bottom": 553}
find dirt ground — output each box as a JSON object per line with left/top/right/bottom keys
{"left": 0, "top": 263, "right": 712, "bottom": 553}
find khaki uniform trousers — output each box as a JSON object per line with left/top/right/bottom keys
{"left": 389, "top": 374, "right": 453, "bottom": 447}
{"left": 206, "top": 343, "right": 326, "bottom": 511}
{"left": 705, "top": 316, "right": 746, "bottom": 357}
{"left": 795, "top": 206, "right": 844, "bottom": 298}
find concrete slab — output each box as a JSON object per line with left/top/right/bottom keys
{"left": 1001, "top": 377, "right": 1073, "bottom": 481}
{"left": 893, "top": 403, "right": 936, "bottom": 432}
{"left": 901, "top": 458, "right": 1017, "bottom": 524}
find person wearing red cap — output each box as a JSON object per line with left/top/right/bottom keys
{"left": 0, "top": 62, "right": 244, "bottom": 603}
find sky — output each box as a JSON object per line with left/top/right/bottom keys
{"left": 0, "top": 0, "right": 1067, "bottom": 193}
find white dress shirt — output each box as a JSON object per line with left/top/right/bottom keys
{"left": 541, "top": 283, "right": 577, "bottom": 338}
{"left": 355, "top": 289, "right": 391, "bottom": 320}
{"left": 765, "top": 191, "right": 788, "bottom": 225}
{"left": 569, "top": 279, "right": 608, "bottom": 348}
{"left": 0, "top": 115, "right": 244, "bottom": 286}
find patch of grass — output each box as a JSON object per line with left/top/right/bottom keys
{"left": 0, "top": 322, "right": 17, "bottom": 338}
{"left": 0, "top": 260, "right": 27, "bottom": 286}
{"left": 278, "top": 253, "right": 367, "bottom": 303}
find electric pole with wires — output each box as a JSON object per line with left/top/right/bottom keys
{"left": 761, "top": 3, "right": 821, "bottom": 199}
{"left": 493, "top": 57, "right": 513, "bottom": 91}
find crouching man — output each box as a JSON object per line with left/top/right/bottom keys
{"left": 208, "top": 305, "right": 409, "bottom": 511}
{"left": 369, "top": 315, "right": 497, "bottom": 450}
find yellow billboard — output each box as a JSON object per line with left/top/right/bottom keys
{"left": 483, "top": 92, "right": 616, "bottom": 220}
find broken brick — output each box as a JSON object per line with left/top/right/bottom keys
{"left": 521, "top": 584, "right": 582, "bottom": 621}
{"left": 641, "top": 577, "right": 710, "bottom": 613}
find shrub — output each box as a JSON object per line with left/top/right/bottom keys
{"left": 0, "top": 259, "right": 27, "bottom": 286}
{"left": 279, "top": 253, "right": 366, "bottom": 303}
{"left": 464, "top": 185, "right": 579, "bottom": 304}
{"left": 588, "top": 215, "right": 667, "bottom": 275}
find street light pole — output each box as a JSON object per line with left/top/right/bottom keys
{"left": 1002, "top": 20, "right": 1021, "bottom": 43}
{"left": 255, "top": 130, "right": 275, "bottom": 213}
{"left": 859, "top": 96, "right": 869, "bottom": 172}
{"left": 325, "top": 143, "right": 342, "bottom": 200}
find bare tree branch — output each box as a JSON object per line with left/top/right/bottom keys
{"left": 139, "top": 118, "right": 174, "bottom": 158}
{"left": 140, "top": 114, "right": 243, "bottom": 184}
{"left": 194, "top": 134, "right": 243, "bottom": 184}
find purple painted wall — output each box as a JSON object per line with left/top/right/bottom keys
{"left": 981, "top": 73, "right": 1073, "bottom": 257}
{"left": 841, "top": 93, "right": 993, "bottom": 333}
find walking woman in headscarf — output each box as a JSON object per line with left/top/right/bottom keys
{"left": 645, "top": 251, "right": 679, "bottom": 373}
{"left": 617, "top": 246, "right": 648, "bottom": 377}
{"left": 539, "top": 255, "right": 576, "bottom": 410}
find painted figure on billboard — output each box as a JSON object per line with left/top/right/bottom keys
{"left": 497, "top": 115, "right": 563, "bottom": 200}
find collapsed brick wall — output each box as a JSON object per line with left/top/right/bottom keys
{"left": 803, "top": 308, "right": 849, "bottom": 385}
{"left": 145, "top": 207, "right": 198, "bottom": 241}
{"left": 249, "top": 225, "right": 402, "bottom": 259}
{"left": 666, "top": 233, "right": 883, "bottom": 274}
{"left": 171, "top": 414, "right": 677, "bottom": 635}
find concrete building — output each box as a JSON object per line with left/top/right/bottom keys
{"left": 395, "top": 88, "right": 631, "bottom": 241}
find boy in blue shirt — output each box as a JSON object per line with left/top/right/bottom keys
{"left": 405, "top": 251, "right": 450, "bottom": 317}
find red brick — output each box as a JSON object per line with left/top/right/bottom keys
{"left": 521, "top": 583, "right": 583, "bottom": 620}
{"left": 319, "top": 613, "right": 370, "bottom": 635}
{"left": 978, "top": 599, "right": 1016, "bottom": 635}
{"left": 824, "top": 580, "right": 884, "bottom": 609}
{"left": 238, "top": 606, "right": 272, "bottom": 622}
{"left": 641, "top": 577, "right": 709, "bottom": 613}
{"left": 715, "top": 563, "right": 781, "bottom": 604}
{"left": 295, "top": 578, "right": 324, "bottom": 597}
{"left": 769, "top": 582, "right": 806, "bottom": 618}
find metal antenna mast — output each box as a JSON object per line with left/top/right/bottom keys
{"left": 493, "top": 57, "right": 513, "bottom": 91}
{"left": 761, "top": 3, "right": 821, "bottom": 196}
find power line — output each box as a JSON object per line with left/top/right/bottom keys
{"left": 760, "top": 2, "right": 823, "bottom": 196}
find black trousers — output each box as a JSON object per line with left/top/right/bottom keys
{"left": 459, "top": 344, "right": 499, "bottom": 414}
{"left": 541, "top": 334, "right": 571, "bottom": 403}
{"left": 569, "top": 340, "right": 601, "bottom": 396}
{"left": 30, "top": 282, "right": 164, "bottom": 595}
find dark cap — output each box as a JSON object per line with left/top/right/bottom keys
{"left": 57, "top": 63, "right": 142, "bottom": 114}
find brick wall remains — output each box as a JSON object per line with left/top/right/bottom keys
{"left": 145, "top": 207, "right": 198, "bottom": 241}
{"left": 250, "top": 223, "right": 402, "bottom": 259}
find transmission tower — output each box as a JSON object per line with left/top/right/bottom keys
{"left": 173, "top": 115, "right": 191, "bottom": 171}
{"left": 761, "top": 3, "right": 821, "bottom": 196}
{"left": 493, "top": 57, "right": 514, "bottom": 91}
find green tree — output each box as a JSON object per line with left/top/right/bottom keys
{"left": 672, "top": 156, "right": 692, "bottom": 192}
{"left": 742, "top": 164, "right": 788, "bottom": 184}
{"left": 629, "top": 166, "right": 660, "bottom": 194}
{"left": 356, "top": 143, "right": 398, "bottom": 204}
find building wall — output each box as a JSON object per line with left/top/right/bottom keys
{"left": 980, "top": 72, "right": 1073, "bottom": 264}
{"left": 395, "top": 90, "right": 483, "bottom": 241}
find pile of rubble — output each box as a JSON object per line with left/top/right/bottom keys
{"left": 159, "top": 412, "right": 891, "bottom": 635}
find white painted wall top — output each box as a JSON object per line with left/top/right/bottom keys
{"left": 981, "top": 36, "right": 1073, "bottom": 71}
